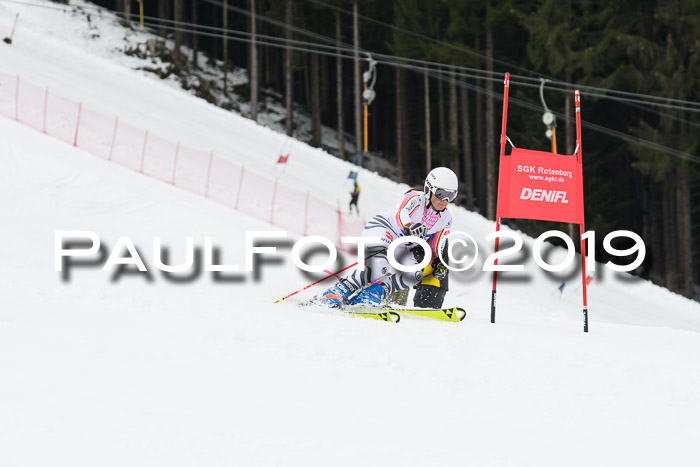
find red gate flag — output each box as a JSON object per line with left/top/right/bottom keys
{"left": 497, "top": 147, "right": 584, "bottom": 224}
{"left": 276, "top": 154, "right": 289, "bottom": 164}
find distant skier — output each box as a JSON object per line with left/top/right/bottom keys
{"left": 313, "top": 167, "right": 457, "bottom": 308}
{"left": 349, "top": 179, "right": 360, "bottom": 215}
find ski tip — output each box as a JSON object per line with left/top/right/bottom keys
{"left": 441, "top": 307, "right": 467, "bottom": 321}
{"left": 372, "top": 311, "right": 400, "bottom": 323}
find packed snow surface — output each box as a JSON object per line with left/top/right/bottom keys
{"left": 1, "top": 2, "right": 699, "bottom": 466}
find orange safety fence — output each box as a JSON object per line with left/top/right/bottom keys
{"left": 0, "top": 72, "right": 365, "bottom": 249}
{"left": 142, "top": 132, "right": 179, "bottom": 183}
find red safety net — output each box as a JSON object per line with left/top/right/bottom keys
{"left": 206, "top": 156, "right": 243, "bottom": 208}
{"left": 305, "top": 196, "right": 339, "bottom": 244}
{"left": 173, "top": 145, "right": 210, "bottom": 195}
{"left": 76, "top": 108, "right": 114, "bottom": 160}
{"left": 111, "top": 121, "right": 147, "bottom": 172}
{"left": 339, "top": 214, "right": 366, "bottom": 239}
{"left": 271, "top": 182, "right": 307, "bottom": 235}
{"left": 142, "top": 132, "right": 178, "bottom": 183}
{"left": 236, "top": 169, "right": 275, "bottom": 223}
{"left": 0, "top": 72, "right": 17, "bottom": 119}
{"left": 46, "top": 92, "right": 80, "bottom": 145}
{"left": 16, "top": 78, "right": 44, "bottom": 132}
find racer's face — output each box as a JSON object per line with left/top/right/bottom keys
{"left": 431, "top": 194, "right": 449, "bottom": 211}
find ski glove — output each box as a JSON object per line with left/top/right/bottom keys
{"left": 432, "top": 258, "right": 448, "bottom": 280}
{"left": 404, "top": 222, "right": 427, "bottom": 239}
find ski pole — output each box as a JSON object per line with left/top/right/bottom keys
{"left": 274, "top": 247, "right": 386, "bottom": 304}
{"left": 323, "top": 270, "right": 343, "bottom": 281}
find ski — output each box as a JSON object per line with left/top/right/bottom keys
{"left": 350, "top": 306, "right": 466, "bottom": 322}
{"left": 345, "top": 310, "right": 401, "bottom": 323}
{"left": 297, "top": 301, "right": 401, "bottom": 323}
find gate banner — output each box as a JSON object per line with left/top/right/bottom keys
{"left": 497, "top": 147, "right": 583, "bottom": 224}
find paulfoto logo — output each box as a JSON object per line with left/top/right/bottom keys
{"left": 55, "top": 229, "right": 646, "bottom": 278}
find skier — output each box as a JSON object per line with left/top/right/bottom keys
{"left": 313, "top": 167, "right": 457, "bottom": 308}
{"left": 349, "top": 179, "right": 360, "bottom": 215}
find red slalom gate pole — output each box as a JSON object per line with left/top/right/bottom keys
{"left": 3, "top": 13, "right": 18, "bottom": 44}
{"left": 491, "top": 73, "right": 510, "bottom": 324}
{"left": 575, "top": 90, "right": 589, "bottom": 333}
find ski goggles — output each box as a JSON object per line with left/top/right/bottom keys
{"left": 432, "top": 187, "right": 458, "bottom": 202}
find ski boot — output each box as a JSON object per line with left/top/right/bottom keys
{"left": 347, "top": 281, "right": 390, "bottom": 306}
{"left": 313, "top": 279, "right": 357, "bottom": 308}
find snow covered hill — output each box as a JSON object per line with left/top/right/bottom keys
{"left": 2, "top": 2, "right": 700, "bottom": 466}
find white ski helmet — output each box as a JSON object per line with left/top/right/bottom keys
{"left": 424, "top": 167, "right": 458, "bottom": 202}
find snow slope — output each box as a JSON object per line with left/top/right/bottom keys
{"left": 2, "top": 2, "right": 700, "bottom": 466}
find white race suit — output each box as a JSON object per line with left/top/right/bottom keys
{"left": 344, "top": 190, "right": 452, "bottom": 295}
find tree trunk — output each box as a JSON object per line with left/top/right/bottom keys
{"left": 304, "top": 62, "right": 310, "bottom": 109}
{"left": 449, "top": 68, "right": 459, "bottom": 174}
{"left": 485, "top": 25, "right": 496, "bottom": 220}
{"left": 123, "top": 0, "right": 132, "bottom": 27}
{"left": 395, "top": 67, "right": 404, "bottom": 182}
{"left": 424, "top": 69, "right": 431, "bottom": 172}
{"left": 264, "top": 23, "right": 271, "bottom": 85}
{"left": 648, "top": 179, "right": 665, "bottom": 285}
{"left": 438, "top": 66, "right": 446, "bottom": 143}
{"left": 662, "top": 175, "right": 678, "bottom": 291}
{"left": 460, "top": 83, "right": 474, "bottom": 210}
{"left": 475, "top": 37, "right": 485, "bottom": 213}
{"left": 336, "top": 13, "right": 345, "bottom": 159}
{"left": 191, "top": 0, "right": 199, "bottom": 69}
{"left": 174, "top": 0, "right": 184, "bottom": 55}
{"left": 353, "top": 1, "right": 362, "bottom": 154}
{"left": 321, "top": 55, "right": 329, "bottom": 122}
{"left": 311, "top": 53, "right": 321, "bottom": 147}
{"left": 250, "top": 0, "right": 258, "bottom": 122}
{"left": 223, "top": 0, "right": 229, "bottom": 95}
{"left": 285, "top": 0, "right": 294, "bottom": 136}
{"left": 676, "top": 165, "right": 693, "bottom": 297}
{"left": 208, "top": 2, "right": 218, "bottom": 62}
{"left": 223, "top": 0, "right": 229, "bottom": 64}
{"left": 158, "top": 0, "right": 171, "bottom": 37}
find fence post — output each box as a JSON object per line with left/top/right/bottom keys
{"left": 304, "top": 191, "right": 310, "bottom": 236}
{"left": 14, "top": 75, "right": 19, "bottom": 121}
{"left": 337, "top": 201, "right": 342, "bottom": 246}
{"left": 235, "top": 166, "right": 246, "bottom": 210}
{"left": 73, "top": 102, "right": 82, "bottom": 147}
{"left": 108, "top": 117, "right": 118, "bottom": 160}
{"left": 42, "top": 87, "right": 48, "bottom": 133}
{"left": 204, "top": 150, "right": 214, "bottom": 197}
{"left": 171, "top": 142, "right": 180, "bottom": 185}
{"left": 139, "top": 129, "right": 148, "bottom": 173}
{"left": 270, "top": 178, "right": 279, "bottom": 224}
